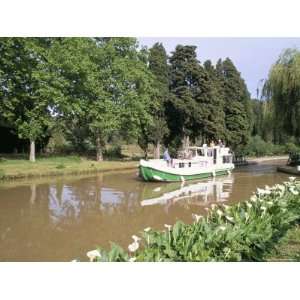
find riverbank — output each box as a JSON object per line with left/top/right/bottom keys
{"left": 0, "top": 154, "right": 289, "bottom": 181}
{"left": 247, "top": 155, "right": 288, "bottom": 163}
{"left": 0, "top": 156, "right": 138, "bottom": 180}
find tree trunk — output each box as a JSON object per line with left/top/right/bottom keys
{"left": 183, "top": 135, "right": 190, "bottom": 151}
{"left": 96, "top": 136, "right": 103, "bottom": 162}
{"left": 29, "top": 140, "right": 36, "bottom": 162}
{"left": 154, "top": 141, "right": 161, "bottom": 159}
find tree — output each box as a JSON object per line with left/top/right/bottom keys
{"left": 168, "top": 45, "right": 205, "bottom": 149}
{"left": 168, "top": 45, "right": 227, "bottom": 151}
{"left": 203, "top": 60, "right": 226, "bottom": 142}
{"left": 148, "top": 43, "right": 169, "bottom": 158}
{"left": 42, "top": 37, "right": 157, "bottom": 161}
{"left": 217, "top": 58, "right": 251, "bottom": 149}
{"left": 263, "top": 48, "right": 300, "bottom": 144}
{"left": 0, "top": 38, "right": 54, "bottom": 161}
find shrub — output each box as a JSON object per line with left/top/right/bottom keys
{"left": 55, "top": 164, "right": 65, "bottom": 169}
{"left": 104, "top": 145, "right": 122, "bottom": 159}
{"left": 285, "top": 142, "right": 300, "bottom": 154}
{"left": 85, "top": 178, "right": 300, "bottom": 262}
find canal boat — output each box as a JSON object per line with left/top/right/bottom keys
{"left": 139, "top": 145, "right": 234, "bottom": 182}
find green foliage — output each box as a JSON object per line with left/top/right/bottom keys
{"left": 168, "top": 45, "right": 224, "bottom": 145}
{"left": 0, "top": 169, "right": 5, "bottom": 179}
{"left": 0, "top": 38, "right": 54, "bottom": 157}
{"left": 55, "top": 163, "right": 65, "bottom": 169}
{"left": 104, "top": 145, "right": 123, "bottom": 159}
{"left": 264, "top": 48, "right": 300, "bottom": 144}
{"left": 241, "top": 136, "right": 300, "bottom": 157}
{"left": 88, "top": 178, "right": 300, "bottom": 262}
{"left": 217, "top": 58, "right": 251, "bottom": 148}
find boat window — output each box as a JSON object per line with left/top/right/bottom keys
{"left": 197, "top": 149, "right": 204, "bottom": 156}
{"left": 188, "top": 162, "right": 191, "bottom": 167}
{"left": 179, "top": 162, "right": 185, "bottom": 168}
{"left": 223, "top": 155, "right": 232, "bottom": 163}
{"left": 207, "top": 149, "right": 213, "bottom": 157}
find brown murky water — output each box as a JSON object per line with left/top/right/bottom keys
{"left": 0, "top": 160, "right": 291, "bottom": 261}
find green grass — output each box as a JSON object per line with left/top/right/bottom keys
{"left": 0, "top": 155, "right": 138, "bottom": 180}
{"left": 266, "top": 225, "right": 300, "bottom": 261}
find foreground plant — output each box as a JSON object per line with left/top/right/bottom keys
{"left": 86, "top": 177, "right": 300, "bottom": 262}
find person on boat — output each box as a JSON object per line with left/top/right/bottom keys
{"left": 218, "top": 139, "right": 224, "bottom": 147}
{"left": 163, "top": 148, "right": 171, "bottom": 166}
{"left": 209, "top": 140, "right": 215, "bottom": 147}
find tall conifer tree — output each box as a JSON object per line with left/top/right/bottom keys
{"left": 148, "top": 42, "right": 169, "bottom": 158}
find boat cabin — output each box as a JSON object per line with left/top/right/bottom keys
{"left": 173, "top": 146, "right": 233, "bottom": 169}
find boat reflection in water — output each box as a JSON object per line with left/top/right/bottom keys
{"left": 141, "top": 175, "right": 234, "bottom": 207}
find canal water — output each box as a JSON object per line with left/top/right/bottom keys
{"left": 0, "top": 160, "right": 290, "bottom": 261}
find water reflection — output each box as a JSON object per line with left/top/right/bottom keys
{"left": 141, "top": 176, "right": 233, "bottom": 207}
{"left": 49, "top": 185, "right": 81, "bottom": 224}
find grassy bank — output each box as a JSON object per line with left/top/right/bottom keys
{"left": 0, "top": 155, "right": 138, "bottom": 180}
{"left": 266, "top": 225, "right": 300, "bottom": 261}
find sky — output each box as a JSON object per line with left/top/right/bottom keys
{"left": 138, "top": 38, "right": 300, "bottom": 98}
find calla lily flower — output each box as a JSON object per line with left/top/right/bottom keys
{"left": 225, "top": 215, "right": 234, "bottom": 222}
{"left": 129, "top": 257, "right": 136, "bottom": 262}
{"left": 132, "top": 235, "right": 141, "bottom": 242}
{"left": 86, "top": 249, "right": 101, "bottom": 262}
{"left": 128, "top": 241, "right": 139, "bottom": 252}
{"left": 216, "top": 209, "right": 223, "bottom": 217}
{"left": 289, "top": 177, "right": 296, "bottom": 182}
{"left": 164, "top": 224, "right": 172, "bottom": 231}
{"left": 192, "top": 213, "right": 203, "bottom": 223}
{"left": 144, "top": 227, "right": 151, "bottom": 232}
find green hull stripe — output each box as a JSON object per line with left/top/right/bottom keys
{"left": 139, "top": 165, "right": 230, "bottom": 182}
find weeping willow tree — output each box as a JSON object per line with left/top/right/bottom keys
{"left": 263, "top": 48, "right": 300, "bottom": 144}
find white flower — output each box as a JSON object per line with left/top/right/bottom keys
{"left": 246, "top": 202, "right": 252, "bottom": 209}
{"left": 164, "top": 224, "right": 172, "bottom": 231}
{"left": 256, "top": 188, "right": 265, "bottom": 195}
{"left": 144, "top": 227, "right": 151, "bottom": 232}
{"left": 128, "top": 242, "right": 139, "bottom": 253}
{"left": 276, "top": 184, "right": 285, "bottom": 192}
{"left": 204, "top": 207, "right": 209, "bottom": 211}
{"left": 192, "top": 213, "right": 203, "bottom": 223}
{"left": 216, "top": 209, "right": 223, "bottom": 217}
{"left": 71, "top": 259, "right": 79, "bottom": 262}
{"left": 250, "top": 195, "right": 257, "bottom": 202}
{"left": 129, "top": 257, "right": 136, "bottom": 262}
{"left": 211, "top": 204, "right": 217, "bottom": 210}
{"left": 265, "top": 185, "right": 271, "bottom": 190}
{"left": 290, "top": 188, "right": 299, "bottom": 196}
{"left": 86, "top": 249, "right": 101, "bottom": 262}
{"left": 218, "top": 226, "right": 226, "bottom": 231}
{"left": 289, "top": 177, "right": 296, "bottom": 182}
{"left": 225, "top": 215, "right": 234, "bottom": 222}
{"left": 256, "top": 188, "right": 271, "bottom": 196}
{"left": 261, "top": 206, "right": 267, "bottom": 212}
{"left": 132, "top": 235, "right": 141, "bottom": 242}
{"left": 266, "top": 201, "right": 273, "bottom": 205}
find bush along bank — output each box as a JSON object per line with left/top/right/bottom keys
{"left": 84, "top": 177, "right": 300, "bottom": 262}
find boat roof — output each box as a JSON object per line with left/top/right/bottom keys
{"left": 188, "top": 146, "right": 223, "bottom": 150}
